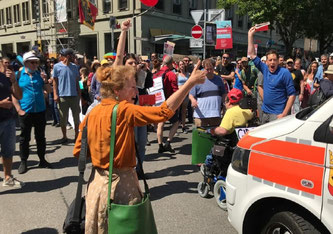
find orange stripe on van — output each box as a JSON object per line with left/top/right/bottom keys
{"left": 249, "top": 152, "right": 324, "bottom": 196}
{"left": 237, "top": 135, "right": 265, "bottom": 150}
{"left": 252, "top": 140, "right": 325, "bottom": 165}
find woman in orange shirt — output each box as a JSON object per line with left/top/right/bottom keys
{"left": 73, "top": 62, "right": 206, "bottom": 232}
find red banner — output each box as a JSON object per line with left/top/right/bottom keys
{"left": 78, "top": 0, "right": 98, "bottom": 30}
{"left": 215, "top": 21, "right": 233, "bottom": 50}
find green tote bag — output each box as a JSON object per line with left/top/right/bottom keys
{"left": 107, "top": 104, "right": 158, "bottom": 234}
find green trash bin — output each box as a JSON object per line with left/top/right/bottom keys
{"left": 191, "top": 127, "right": 216, "bottom": 165}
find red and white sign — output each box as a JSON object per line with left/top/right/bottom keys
{"left": 215, "top": 20, "right": 233, "bottom": 50}
{"left": 191, "top": 25, "right": 203, "bottom": 39}
{"left": 255, "top": 22, "right": 270, "bottom": 32}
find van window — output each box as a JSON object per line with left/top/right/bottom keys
{"left": 296, "top": 97, "right": 331, "bottom": 120}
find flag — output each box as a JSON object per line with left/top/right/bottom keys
{"left": 78, "top": 0, "right": 98, "bottom": 30}
{"left": 255, "top": 22, "right": 270, "bottom": 32}
{"left": 55, "top": 0, "right": 67, "bottom": 23}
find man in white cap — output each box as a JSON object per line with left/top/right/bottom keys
{"left": 12, "top": 51, "right": 52, "bottom": 174}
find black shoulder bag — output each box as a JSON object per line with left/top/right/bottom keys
{"left": 63, "top": 118, "right": 89, "bottom": 234}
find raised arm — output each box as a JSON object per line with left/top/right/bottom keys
{"left": 248, "top": 27, "right": 257, "bottom": 60}
{"left": 113, "top": 19, "right": 131, "bottom": 66}
{"left": 166, "top": 61, "right": 206, "bottom": 111}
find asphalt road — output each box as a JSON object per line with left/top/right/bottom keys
{"left": 0, "top": 121, "right": 237, "bottom": 234}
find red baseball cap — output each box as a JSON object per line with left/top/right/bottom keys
{"left": 227, "top": 88, "right": 243, "bottom": 104}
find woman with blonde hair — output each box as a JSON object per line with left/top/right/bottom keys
{"left": 73, "top": 19, "right": 207, "bottom": 233}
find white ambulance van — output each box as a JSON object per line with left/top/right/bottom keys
{"left": 226, "top": 97, "right": 333, "bottom": 234}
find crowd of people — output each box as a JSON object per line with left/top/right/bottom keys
{"left": 1, "top": 19, "right": 333, "bottom": 232}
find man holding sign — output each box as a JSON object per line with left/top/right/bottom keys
{"left": 248, "top": 26, "right": 295, "bottom": 124}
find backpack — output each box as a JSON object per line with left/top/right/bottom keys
{"left": 308, "top": 87, "right": 326, "bottom": 106}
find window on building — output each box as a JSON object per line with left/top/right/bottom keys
{"left": 119, "top": 0, "right": 127, "bottom": 10}
{"left": 238, "top": 15, "right": 243, "bottom": 29}
{"left": 42, "top": 0, "right": 49, "bottom": 16}
{"left": 0, "top": 9, "right": 4, "bottom": 26}
{"left": 6, "top": 7, "right": 12, "bottom": 25}
{"left": 14, "top": 4, "right": 20, "bottom": 24}
{"left": 247, "top": 17, "right": 252, "bottom": 29}
{"left": 173, "top": 0, "right": 181, "bottom": 14}
{"left": 155, "top": 0, "right": 164, "bottom": 10}
{"left": 67, "top": 0, "right": 73, "bottom": 19}
{"left": 31, "top": 0, "right": 40, "bottom": 21}
{"left": 189, "top": 0, "right": 197, "bottom": 9}
{"left": 103, "top": 0, "right": 111, "bottom": 13}
{"left": 22, "top": 2, "right": 30, "bottom": 22}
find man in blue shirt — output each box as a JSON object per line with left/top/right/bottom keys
{"left": 248, "top": 27, "right": 295, "bottom": 124}
{"left": 189, "top": 59, "right": 226, "bottom": 127}
{"left": 53, "top": 48, "right": 81, "bottom": 143}
{"left": 12, "top": 51, "right": 52, "bottom": 174}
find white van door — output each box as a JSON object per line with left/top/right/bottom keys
{"left": 315, "top": 116, "right": 333, "bottom": 233}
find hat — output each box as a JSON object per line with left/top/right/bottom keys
{"left": 324, "top": 65, "right": 333, "bottom": 75}
{"left": 227, "top": 88, "right": 243, "bottom": 104}
{"left": 101, "top": 59, "right": 109, "bottom": 66}
{"left": 330, "top": 53, "right": 333, "bottom": 57}
{"left": 60, "top": 48, "right": 75, "bottom": 56}
{"left": 23, "top": 51, "right": 39, "bottom": 63}
{"left": 286, "top": 58, "right": 294, "bottom": 63}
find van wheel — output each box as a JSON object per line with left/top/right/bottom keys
{"left": 261, "top": 211, "right": 320, "bottom": 234}
{"left": 197, "top": 182, "right": 209, "bottom": 198}
{"left": 213, "top": 180, "right": 227, "bottom": 210}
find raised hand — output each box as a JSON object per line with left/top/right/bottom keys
{"left": 6, "top": 69, "right": 16, "bottom": 84}
{"left": 121, "top": 19, "right": 131, "bottom": 31}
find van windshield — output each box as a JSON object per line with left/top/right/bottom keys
{"left": 296, "top": 97, "right": 331, "bottom": 120}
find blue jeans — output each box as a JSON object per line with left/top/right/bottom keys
{"left": 134, "top": 126, "right": 147, "bottom": 170}
{"left": 0, "top": 118, "right": 16, "bottom": 158}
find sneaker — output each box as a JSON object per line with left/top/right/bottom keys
{"left": 164, "top": 142, "right": 175, "bottom": 153}
{"left": 55, "top": 123, "right": 60, "bottom": 127}
{"left": 66, "top": 125, "right": 72, "bottom": 130}
{"left": 39, "top": 160, "right": 53, "bottom": 168}
{"left": 18, "top": 161, "right": 28, "bottom": 174}
{"left": 52, "top": 122, "right": 58, "bottom": 126}
{"left": 3, "top": 176, "right": 25, "bottom": 188}
{"left": 182, "top": 127, "right": 188, "bottom": 134}
{"left": 158, "top": 144, "right": 165, "bottom": 153}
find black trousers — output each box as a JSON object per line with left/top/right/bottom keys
{"left": 19, "top": 111, "right": 46, "bottom": 161}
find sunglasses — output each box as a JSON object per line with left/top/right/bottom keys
{"left": 222, "top": 57, "right": 229, "bottom": 59}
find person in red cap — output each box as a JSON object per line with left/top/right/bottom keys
{"left": 210, "top": 88, "right": 253, "bottom": 136}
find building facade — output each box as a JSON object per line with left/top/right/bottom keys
{"left": 0, "top": 0, "right": 304, "bottom": 60}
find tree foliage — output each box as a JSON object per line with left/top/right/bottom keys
{"left": 303, "top": 0, "right": 333, "bottom": 53}
{"left": 217, "top": 0, "right": 333, "bottom": 55}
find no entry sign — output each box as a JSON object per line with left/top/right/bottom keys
{"left": 191, "top": 25, "right": 203, "bottom": 39}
